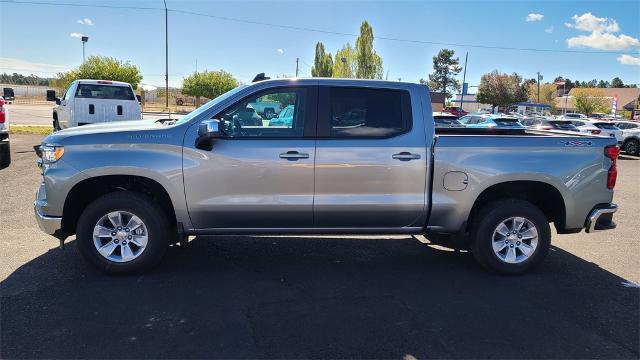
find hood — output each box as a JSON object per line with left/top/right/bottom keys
{"left": 43, "top": 119, "right": 179, "bottom": 146}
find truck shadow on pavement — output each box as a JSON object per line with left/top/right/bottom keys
{"left": 1, "top": 235, "right": 638, "bottom": 359}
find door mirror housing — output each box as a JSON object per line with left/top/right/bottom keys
{"left": 196, "top": 119, "right": 222, "bottom": 150}
{"left": 46, "top": 90, "right": 56, "bottom": 102}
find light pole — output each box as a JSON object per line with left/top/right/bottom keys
{"left": 459, "top": 52, "right": 468, "bottom": 111}
{"left": 537, "top": 72, "right": 543, "bottom": 104}
{"left": 163, "top": 0, "right": 169, "bottom": 111}
{"left": 81, "top": 36, "right": 89, "bottom": 63}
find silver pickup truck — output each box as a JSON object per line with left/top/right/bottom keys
{"left": 34, "top": 78, "right": 620, "bottom": 274}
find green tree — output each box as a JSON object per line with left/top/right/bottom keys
{"left": 476, "top": 70, "right": 528, "bottom": 111}
{"left": 53, "top": 55, "right": 142, "bottom": 90}
{"left": 526, "top": 82, "right": 557, "bottom": 111}
{"left": 573, "top": 88, "right": 610, "bottom": 115}
{"left": 611, "top": 77, "right": 624, "bottom": 88}
{"left": 311, "top": 42, "right": 333, "bottom": 77}
{"left": 181, "top": 70, "right": 238, "bottom": 106}
{"left": 332, "top": 43, "right": 357, "bottom": 78}
{"left": 355, "top": 21, "right": 383, "bottom": 79}
{"left": 426, "top": 49, "right": 462, "bottom": 103}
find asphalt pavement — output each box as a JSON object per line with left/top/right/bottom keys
{"left": 6, "top": 103, "right": 183, "bottom": 126}
{"left": 1, "top": 134, "right": 638, "bottom": 359}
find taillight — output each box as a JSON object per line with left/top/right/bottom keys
{"left": 605, "top": 145, "right": 620, "bottom": 189}
{"left": 591, "top": 130, "right": 601, "bottom": 135}
{"left": 0, "top": 98, "right": 5, "bottom": 124}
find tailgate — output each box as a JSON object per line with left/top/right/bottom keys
{"left": 74, "top": 98, "right": 140, "bottom": 123}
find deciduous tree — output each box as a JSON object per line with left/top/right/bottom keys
{"left": 311, "top": 42, "right": 333, "bottom": 77}
{"left": 476, "top": 70, "right": 528, "bottom": 111}
{"left": 355, "top": 21, "right": 383, "bottom": 79}
{"left": 573, "top": 88, "right": 610, "bottom": 115}
{"left": 181, "top": 70, "right": 238, "bottom": 106}
{"left": 332, "top": 43, "right": 357, "bottom": 78}
{"left": 53, "top": 56, "right": 142, "bottom": 90}
{"left": 526, "top": 82, "right": 557, "bottom": 111}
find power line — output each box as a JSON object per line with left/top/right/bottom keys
{"left": 2, "top": 0, "right": 637, "bottom": 55}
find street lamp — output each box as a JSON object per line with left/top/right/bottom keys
{"left": 81, "top": 36, "right": 89, "bottom": 63}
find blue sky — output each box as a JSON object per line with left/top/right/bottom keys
{"left": 0, "top": 0, "right": 638, "bottom": 88}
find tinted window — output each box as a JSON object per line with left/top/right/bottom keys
{"left": 593, "top": 123, "right": 619, "bottom": 130}
{"left": 75, "top": 84, "right": 135, "bottom": 100}
{"left": 549, "top": 121, "right": 578, "bottom": 130}
{"left": 329, "top": 88, "right": 408, "bottom": 138}
{"left": 434, "top": 116, "right": 461, "bottom": 125}
{"left": 493, "top": 118, "right": 522, "bottom": 127}
{"left": 215, "top": 88, "right": 306, "bottom": 138}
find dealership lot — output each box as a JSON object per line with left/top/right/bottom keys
{"left": 1, "top": 134, "right": 639, "bottom": 358}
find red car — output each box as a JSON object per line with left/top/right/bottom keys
{"left": 443, "top": 106, "right": 468, "bottom": 118}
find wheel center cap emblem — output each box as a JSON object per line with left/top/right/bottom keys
{"left": 116, "top": 231, "right": 127, "bottom": 240}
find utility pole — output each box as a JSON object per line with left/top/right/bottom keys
{"left": 537, "top": 72, "right": 541, "bottom": 104}
{"left": 295, "top": 58, "right": 299, "bottom": 77}
{"left": 163, "top": 0, "right": 169, "bottom": 112}
{"left": 460, "top": 52, "right": 468, "bottom": 111}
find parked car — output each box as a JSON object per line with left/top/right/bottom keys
{"left": 614, "top": 121, "right": 640, "bottom": 156}
{"left": 442, "top": 106, "right": 467, "bottom": 118}
{"left": 0, "top": 96, "right": 9, "bottom": 169}
{"left": 269, "top": 104, "right": 295, "bottom": 127}
{"left": 570, "top": 120, "right": 623, "bottom": 143}
{"left": 432, "top": 112, "right": 463, "bottom": 128}
{"left": 588, "top": 113, "right": 609, "bottom": 121}
{"left": 521, "top": 118, "right": 579, "bottom": 132}
{"left": 34, "top": 78, "right": 619, "bottom": 275}
{"left": 48, "top": 79, "right": 142, "bottom": 130}
{"left": 3, "top": 87, "right": 15, "bottom": 103}
{"left": 459, "top": 114, "right": 525, "bottom": 129}
{"left": 560, "top": 113, "right": 588, "bottom": 120}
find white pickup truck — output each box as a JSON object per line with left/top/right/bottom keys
{"left": 48, "top": 80, "right": 141, "bottom": 130}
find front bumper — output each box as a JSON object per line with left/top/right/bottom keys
{"left": 585, "top": 203, "right": 617, "bottom": 233}
{"left": 34, "top": 203, "right": 62, "bottom": 235}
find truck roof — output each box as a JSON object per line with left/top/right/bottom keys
{"left": 252, "top": 77, "right": 424, "bottom": 89}
{"left": 74, "top": 79, "right": 132, "bottom": 86}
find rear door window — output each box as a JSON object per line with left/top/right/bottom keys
{"left": 593, "top": 123, "right": 619, "bottom": 130}
{"left": 75, "top": 84, "right": 135, "bottom": 100}
{"left": 550, "top": 121, "right": 578, "bottom": 130}
{"left": 322, "top": 87, "right": 411, "bottom": 138}
{"left": 493, "top": 118, "right": 521, "bottom": 127}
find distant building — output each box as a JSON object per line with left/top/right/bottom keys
{"left": 452, "top": 93, "right": 491, "bottom": 112}
{"left": 555, "top": 88, "right": 640, "bottom": 117}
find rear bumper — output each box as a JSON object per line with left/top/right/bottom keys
{"left": 585, "top": 203, "right": 617, "bottom": 233}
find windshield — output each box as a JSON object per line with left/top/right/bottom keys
{"left": 175, "top": 85, "right": 248, "bottom": 125}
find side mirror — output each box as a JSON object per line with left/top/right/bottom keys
{"left": 136, "top": 94, "right": 141, "bottom": 103}
{"left": 55, "top": 97, "right": 61, "bottom": 105}
{"left": 46, "top": 90, "right": 56, "bottom": 102}
{"left": 195, "top": 119, "right": 222, "bottom": 150}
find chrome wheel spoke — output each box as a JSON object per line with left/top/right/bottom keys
{"left": 492, "top": 240, "right": 507, "bottom": 252}
{"left": 107, "top": 212, "right": 123, "bottom": 228}
{"left": 519, "top": 243, "right": 534, "bottom": 257}
{"left": 126, "top": 216, "right": 143, "bottom": 231}
{"left": 98, "top": 240, "right": 118, "bottom": 258}
{"left": 120, "top": 244, "right": 134, "bottom": 262}
{"left": 130, "top": 235, "right": 148, "bottom": 248}
{"left": 520, "top": 227, "right": 538, "bottom": 240}
{"left": 505, "top": 247, "right": 517, "bottom": 263}
{"left": 512, "top": 217, "right": 525, "bottom": 232}
{"left": 94, "top": 225, "right": 114, "bottom": 237}
{"left": 495, "top": 222, "right": 510, "bottom": 237}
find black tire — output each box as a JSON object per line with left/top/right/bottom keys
{"left": 0, "top": 141, "right": 10, "bottom": 169}
{"left": 470, "top": 199, "right": 551, "bottom": 275}
{"left": 76, "top": 192, "right": 172, "bottom": 274}
{"left": 624, "top": 138, "right": 639, "bottom": 156}
{"left": 176, "top": 99, "right": 184, "bottom": 106}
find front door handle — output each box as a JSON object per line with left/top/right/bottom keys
{"left": 392, "top": 152, "right": 421, "bottom": 161}
{"left": 279, "top": 151, "right": 310, "bottom": 160}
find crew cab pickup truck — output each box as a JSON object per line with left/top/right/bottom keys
{"left": 34, "top": 78, "right": 620, "bottom": 274}
{"left": 48, "top": 79, "right": 141, "bottom": 130}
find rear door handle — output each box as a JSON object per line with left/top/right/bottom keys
{"left": 392, "top": 152, "right": 421, "bottom": 161}
{"left": 279, "top": 151, "right": 310, "bottom": 160}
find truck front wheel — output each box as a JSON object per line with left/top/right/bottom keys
{"left": 76, "top": 192, "right": 171, "bottom": 274}
{"left": 470, "top": 199, "right": 551, "bottom": 275}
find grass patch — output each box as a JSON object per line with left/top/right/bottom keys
{"left": 9, "top": 125, "right": 53, "bottom": 136}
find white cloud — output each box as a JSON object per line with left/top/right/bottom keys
{"left": 70, "top": 32, "right": 83, "bottom": 39}
{"left": 526, "top": 13, "right": 544, "bottom": 22}
{"left": 617, "top": 54, "right": 640, "bottom": 66}
{"left": 565, "top": 13, "right": 619, "bottom": 33}
{"left": 77, "top": 18, "right": 95, "bottom": 26}
{"left": 544, "top": 26, "right": 554, "bottom": 34}
{"left": 276, "top": 48, "right": 284, "bottom": 54}
{"left": 0, "top": 57, "right": 68, "bottom": 74}
{"left": 567, "top": 31, "right": 640, "bottom": 50}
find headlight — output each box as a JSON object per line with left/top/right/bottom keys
{"left": 40, "top": 145, "right": 64, "bottom": 164}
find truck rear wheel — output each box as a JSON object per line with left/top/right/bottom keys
{"left": 470, "top": 199, "right": 551, "bottom": 275}
{"left": 624, "top": 139, "right": 639, "bottom": 156}
{"left": 76, "top": 192, "right": 171, "bottom": 274}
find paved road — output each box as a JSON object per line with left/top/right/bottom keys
{"left": 6, "top": 103, "right": 183, "bottom": 126}
{"left": 1, "top": 134, "right": 639, "bottom": 359}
